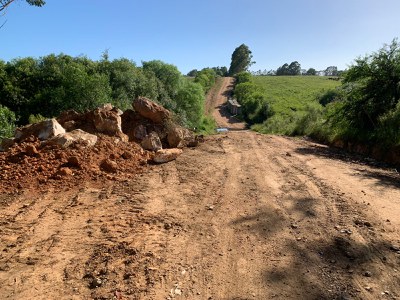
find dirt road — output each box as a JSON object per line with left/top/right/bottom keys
{"left": 206, "top": 77, "right": 247, "bottom": 130}
{"left": 1, "top": 82, "right": 400, "bottom": 299}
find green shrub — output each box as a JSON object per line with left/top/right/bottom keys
{"left": 234, "top": 71, "right": 251, "bottom": 84}
{"left": 28, "top": 113, "right": 47, "bottom": 124}
{"left": 198, "top": 115, "right": 217, "bottom": 135}
{"left": 317, "top": 89, "right": 343, "bottom": 106}
{"left": 0, "top": 105, "right": 16, "bottom": 140}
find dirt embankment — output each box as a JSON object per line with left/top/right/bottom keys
{"left": 1, "top": 82, "right": 400, "bottom": 299}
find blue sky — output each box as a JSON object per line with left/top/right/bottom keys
{"left": 1, "top": 0, "right": 400, "bottom": 74}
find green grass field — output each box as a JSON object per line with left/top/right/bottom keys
{"left": 251, "top": 76, "right": 341, "bottom": 115}
{"left": 249, "top": 76, "right": 341, "bottom": 135}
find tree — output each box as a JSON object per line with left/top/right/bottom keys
{"left": 142, "top": 60, "right": 181, "bottom": 98}
{"left": 306, "top": 68, "right": 317, "bottom": 75}
{"left": 187, "top": 69, "right": 198, "bottom": 77}
{"left": 194, "top": 68, "right": 216, "bottom": 92}
{"left": 175, "top": 81, "right": 204, "bottom": 128}
{"left": 277, "top": 61, "right": 301, "bottom": 75}
{"left": 288, "top": 61, "right": 301, "bottom": 75}
{"left": 338, "top": 39, "right": 400, "bottom": 133}
{"left": 276, "top": 63, "right": 289, "bottom": 76}
{"left": 324, "top": 66, "right": 338, "bottom": 76}
{"left": 212, "top": 66, "right": 228, "bottom": 77}
{"left": 228, "top": 44, "right": 255, "bottom": 76}
{"left": 234, "top": 71, "right": 251, "bottom": 84}
{"left": 1, "top": 0, "right": 45, "bottom": 12}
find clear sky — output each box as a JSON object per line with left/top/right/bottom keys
{"left": 1, "top": 0, "right": 400, "bottom": 74}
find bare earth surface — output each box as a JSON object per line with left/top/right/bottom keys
{"left": 1, "top": 80, "right": 400, "bottom": 299}
{"left": 206, "top": 77, "right": 247, "bottom": 130}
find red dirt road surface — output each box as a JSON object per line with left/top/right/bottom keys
{"left": 1, "top": 80, "right": 400, "bottom": 299}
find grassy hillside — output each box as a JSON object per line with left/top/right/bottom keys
{"left": 248, "top": 76, "right": 341, "bottom": 134}
{"left": 251, "top": 76, "right": 340, "bottom": 115}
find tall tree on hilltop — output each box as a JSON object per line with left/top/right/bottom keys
{"left": 0, "top": 0, "right": 45, "bottom": 12}
{"left": 228, "top": 44, "right": 255, "bottom": 76}
{"left": 288, "top": 61, "right": 301, "bottom": 75}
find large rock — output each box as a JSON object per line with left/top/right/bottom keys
{"left": 153, "top": 148, "right": 183, "bottom": 164}
{"left": 43, "top": 129, "right": 97, "bottom": 148}
{"left": 167, "top": 126, "right": 195, "bottom": 148}
{"left": 133, "top": 97, "right": 170, "bottom": 124}
{"left": 93, "top": 108, "right": 122, "bottom": 135}
{"left": 141, "top": 132, "right": 162, "bottom": 151}
{"left": 15, "top": 119, "right": 66, "bottom": 142}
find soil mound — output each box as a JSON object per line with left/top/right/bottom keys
{"left": 0, "top": 97, "right": 200, "bottom": 193}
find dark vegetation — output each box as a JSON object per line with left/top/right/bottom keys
{"left": 0, "top": 54, "right": 213, "bottom": 139}
{"left": 228, "top": 44, "right": 255, "bottom": 76}
{"left": 187, "top": 66, "right": 227, "bottom": 78}
{"left": 276, "top": 61, "right": 301, "bottom": 76}
{"left": 234, "top": 39, "right": 400, "bottom": 148}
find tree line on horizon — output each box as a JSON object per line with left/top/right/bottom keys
{"left": 251, "top": 64, "right": 342, "bottom": 77}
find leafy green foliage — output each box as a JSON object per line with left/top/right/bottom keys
{"left": 0, "top": 54, "right": 208, "bottom": 130}
{"left": 198, "top": 115, "right": 216, "bottom": 135}
{"left": 142, "top": 60, "right": 182, "bottom": 99}
{"left": 28, "top": 113, "right": 46, "bottom": 124}
{"left": 306, "top": 68, "right": 317, "bottom": 75}
{"left": 187, "top": 69, "right": 198, "bottom": 77}
{"left": 212, "top": 66, "right": 228, "bottom": 77}
{"left": 175, "top": 80, "right": 205, "bottom": 128}
{"left": 194, "top": 68, "right": 217, "bottom": 92}
{"left": 276, "top": 61, "right": 301, "bottom": 75}
{"left": 340, "top": 39, "right": 400, "bottom": 133}
{"left": 0, "top": 104, "right": 16, "bottom": 139}
{"left": 324, "top": 66, "right": 338, "bottom": 76}
{"left": 317, "top": 89, "right": 343, "bottom": 106}
{"left": 234, "top": 82, "right": 272, "bottom": 124}
{"left": 228, "top": 44, "right": 255, "bottom": 76}
{"left": 234, "top": 71, "right": 251, "bottom": 84}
